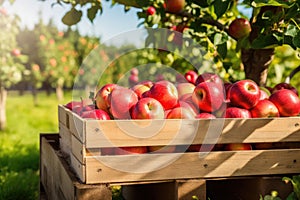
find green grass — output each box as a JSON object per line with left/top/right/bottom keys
{"left": 0, "top": 91, "right": 69, "bottom": 200}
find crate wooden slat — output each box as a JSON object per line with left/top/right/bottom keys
{"left": 40, "top": 134, "right": 112, "bottom": 200}
{"left": 58, "top": 104, "right": 300, "bottom": 184}
{"left": 41, "top": 134, "right": 294, "bottom": 200}
{"left": 58, "top": 105, "right": 300, "bottom": 148}
{"left": 71, "top": 148, "right": 300, "bottom": 184}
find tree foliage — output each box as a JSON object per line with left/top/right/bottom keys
{"left": 51, "top": 0, "right": 300, "bottom": 87}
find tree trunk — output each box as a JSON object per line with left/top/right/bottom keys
{"left": 56, "top": 84, "right": 64, "bottom": 102}
{"left": 241, "top": 48, "right": 275, "bottom": 86}
{"left": 32, "top": 86, "right": 38, "bottom": 106}
{"left": 0, "top": 86, "right": 7, "bottom": 131}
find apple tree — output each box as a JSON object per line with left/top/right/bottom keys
{"left": 52, "top": 0, "right": 300, "bottom": 87}
{"left": 0, "top": 3, "right": 27, "bottom": 130}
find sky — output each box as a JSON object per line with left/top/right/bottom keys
{"left": 4, "top": 0, "right": 143, "bottom": 43}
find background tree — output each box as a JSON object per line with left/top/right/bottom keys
{"left": 0, "top": 3, "right": 27, "bottom": 130}
{"left": 52, "top": 0, "right": 300, "bottom": 88}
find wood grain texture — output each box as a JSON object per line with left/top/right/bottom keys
{"left": 77, "top": 149, "right": 300, "bottom": 184}
{"left": 58, "top": 105, "right": 300, "bottom": 148}
{"left": 40, "top": 134, "right": 112, "bottom": 200}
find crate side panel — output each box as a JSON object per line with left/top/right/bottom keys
{"left": 71, "top": 153, "right": 86, "bottom": 183}
{"left": 40, "top": 136, "right": 75, "bottom": 200}
{"left": 71, "top": 134, "right": 86, "bottom": 164}
{"left": 85, "top": 119, "right": 202, "bottom": 148}
{"left": 69, "top": 112, "right": 86, "bottom": 143}
{"left": 58, "top": 105, "right": 68, "bottom": 126}
{"left": 84, "top": 149, "right": 300, "bottom": 184}
{"left": 59, "top": 122, "right": 72, "bottom": 156}
{"left": 217, "top": 118, "right": 300, "bottom": 144}
{"left": 85, "top": 118, "right": 300, "bottom": 148}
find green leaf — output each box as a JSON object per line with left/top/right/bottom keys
{"left": 87, "top": 6, "right": 99, "bottom": 23}
{"left": 62, "top": 8, "right": 82, "bottom": 26}
{"left": 283, "top": 35, "right": 297, "bottom": 49}
{"left": 251, "top": 0, "right": 293, "bottom": 8}
{"left": 193, "top": 0, "right": 209, "bottom": 7}
{"left": 251, "top": 34, "right": 279, "bottom": 49}
{"left": 213, "top": 0, "right": 231, "bottom": 19}
{"left": 213, "top": 32, "right": 228, "bottom": 45}
{"left": 217, "top": 42, "right": 227, "bottom": 59}
{"left": 293, "top": 31, "right": 300, "bottom": 48}
{"left": 285, "top": 24, "right": 298, "bottom": 37}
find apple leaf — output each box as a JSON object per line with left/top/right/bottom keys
{"left": 62, "top": 8, "right": 82, "bottom": 26}
{"left": 217, "top": 42, "right": 227, "bottom": 59}
{"left": 87, "top": 4, "right": 102, "bottom": 23}
{"left": 193, "top": 0, "right": 209, "bottom": 8}
{"left": 285, "top": 24, "right": 298, "bottom": 37}
{"left": 251, "top": 34, "right": 279, "bottom": 49}
{"left": 293, "top": 31, "right": 300, "bottom": 48}
{"left": 251, "top": 0, "right": 293, "bottom": 8}
{"left": 212, "top": 0, "right": 232, "bottom": 19}
{"left": 213, "top": 32, "right": 228, "bottom": 46}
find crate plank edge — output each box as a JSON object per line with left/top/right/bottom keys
{"left": 40, "top": 134, "right": 112, "bottom": 200}
{"left": 58, "top": 104, "right": 300, "bottom": 184}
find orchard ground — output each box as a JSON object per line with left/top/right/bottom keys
{"left": 0, "top": 91, "right": 59, "bottom": 200}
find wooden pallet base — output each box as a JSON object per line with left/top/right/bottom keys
{"left": 40, "top": 134, "right": 112, "bottom": 200}
{"left": 40, "top": 134, "right": 294, "bottom": 200}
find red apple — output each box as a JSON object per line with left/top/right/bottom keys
{"left": 130, "top": 68, "right": 139, "bottom": 76}
{"left": 0, "top": 8, "right": 7, "bottom": 16}
{"left": 11, "top": 48, "right": 21, "bottom": 57}
{"left": 165, "top": 0, "right": 185, "bottom": 13}
{"left": 128, "top": 74, "right": 139, "bottom": 87}
{"left": 184, "top": 70, "right": 198, "bottom": 85}
{"left": 272, "top": 82, "right": 299, "bottom": 96}
{"left": 131, "top": 84, "right": 151, "bottom": 99}
{"left": 81, "top": 109, "right": 111, "bottom": 120}
{"left": 269, "top": 89, "right": 300, "bottom": 117}
{"left": 156, "top": 74, "right": 165, "bottom": 82}
{"left": 95, "top": 83, "right": 118, "bottom": 112}
{"left": 225, "top": 143, "right": 252, "bottom": 151}
{"left": 195, "top": 72, "right": 224, "bottom": 91}
{"left": 228, "top": 18, "right": 252, "bottom": 39}
{"left": 229, "top": 79, "right": 260, "bottom": 109}
{"left": 176, "top": 82, "right": 195, "bottom": 99}
{"left": 101, "top": 147, "right": 115, "bottom": 155}
{"left": 139, "top": 80, "right": 154, "bottom": 88}
{"left": 131, "top": 97, "right": 165, "bottom": 119}
{"left": 214, "top": 101, "right": 228, "bottom": 118}
{"left": 148, "top": 145, "right": 176, "bottom": 153}
{"left": 141, "top": 90, "right": 151, "bottom": 98}
{"left": 192, "top": 82, "right": 225, "bottom": 113}
{"left": 187, "top": 144, "right": 216, "bottom": 152}
{"left": 177, "top": 100, "right": 199, "bottom": 116}
{"left": 225, "top": 107, "right": 252, "bottom": 118}
{"left": 146, "top": 6, "right": 156, "bottom": 15}
{"left": 259, "top": 88, "right": 270, "bottom": 100}
{"left": 65, "top": 101, "right": 82, "bottom": 110}
{"left": 176, "top": 73, "right": 187, "bottom": 83}
{"left": 196, "top": 113, "right": 216, "bottom": 119}
{"left": 109, "top": 86, "right": 138, "bottom": 119}
{"left": 250, "top": 99, "right": 279, "bottom": 118}
{"left": 72, "top": 105, "right": 84, "bottom": 115}
{"left": 115, "top": 146, "right": 148, "bottom": 155}
{"left": 166, "top": 107, "right": 195, "bottom": 119}
{"left": 147, "top": 80, "right": 178, "bottom": 110}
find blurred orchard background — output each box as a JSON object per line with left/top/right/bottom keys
{"left": 0, "top": 0, "right": 300, "bottom": 199}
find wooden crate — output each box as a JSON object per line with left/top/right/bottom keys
{"left": 40, "top": 134, "right": 294, "bottom": 200}
{"left": 40, "top": 134, "right": 112, "bottom": 200}
{"left": 40, "top": 134, "right": 207, "bottom": 200}
{"left": 58, "top": 104, "right": 300, "bottom": 184}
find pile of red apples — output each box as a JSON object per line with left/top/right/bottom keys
{"left": 66, "top": 69, "right": 300, "bottom": 121}
{"left": 64, "top": 69, "right": 300, "bottom": 154}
